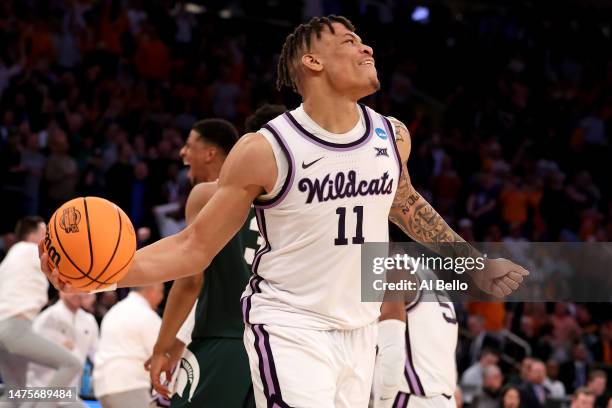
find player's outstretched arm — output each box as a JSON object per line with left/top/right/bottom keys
{"left": 119, "top": 133, "right": 275, "bottom": 287}
{"left": 147, "top": 182, "right": 216, "bottom": 396}
{"left": 387, "top": 118, "right": 528, "bottom": 297}
{"left": 40, "top": 133, "right": 276, "bottom": 291}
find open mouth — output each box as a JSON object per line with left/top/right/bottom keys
{"left": 183, "top": 160, "right": 194, "bottom": 179}
{"left": 359, "top": 59, "right": 375, "bottom": 67}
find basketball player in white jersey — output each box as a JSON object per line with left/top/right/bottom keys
{"left": 375, "top": 268, "right": 459, "bottom": 408}
{"left": 41, "top": 16, "right": 528, "bottom": 407}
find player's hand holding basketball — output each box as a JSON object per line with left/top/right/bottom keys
{"left": 472, "top": 258, "right": 529, "bottom": 298}
{"left": 39, "top": 239, "right": 79, "bottom": 293}
{"left": 39, "top": 196, "right": 136, "bottom": 293}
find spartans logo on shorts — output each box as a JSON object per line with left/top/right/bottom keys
{"left": 60, "top": 207, "right": 81, "bottom": 233}
{"left": 174, "top": 349, "right": 200, "bottom": 402}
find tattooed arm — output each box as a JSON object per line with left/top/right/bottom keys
{"left": 387, "top": 118, "right": 469, "bottom": 252}
{"left": 387, "top": 118, "right": 528, "bottom": 297}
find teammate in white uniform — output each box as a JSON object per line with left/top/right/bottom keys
{"left": 42, "top": 15, "right": 528, "bottom": 408}
{"left": 375, "top": 269, "right": 458, "bottom": 408}
{"left": 28, "top": 292, "right": 99, "bottom": 390}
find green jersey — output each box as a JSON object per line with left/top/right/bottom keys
{"left": 190, "top": 208, "right": 260, "bottom": 340}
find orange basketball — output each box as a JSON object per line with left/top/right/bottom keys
{"left": 44, "top": 196, "right": 136, "bottom": 291}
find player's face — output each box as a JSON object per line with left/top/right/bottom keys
{"left": 313, "top": 23, "right": 379, "bottom": 98}
{"left": 180, "top": 130, "right": 210, "bottom": 184}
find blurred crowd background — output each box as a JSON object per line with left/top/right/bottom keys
{"left": 0, "top": 0, "right": 611, "bottom": 406}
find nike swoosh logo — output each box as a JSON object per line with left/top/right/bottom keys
{"left": 302, "top": 157, "right": 324, "bottom": 169}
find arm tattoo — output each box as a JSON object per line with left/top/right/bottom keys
{"left": 390, "top": 162, "right": 481, "bottom": 260}
{"left": 391, "top": 164, "right": 420, "bottom": 215}
{"left": 388, "top": 117, "right": 407, "bottom": 142}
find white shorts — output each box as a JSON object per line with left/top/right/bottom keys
{"left": 243, "top": 322, "right": 377, "bottom": 408}
{"left": 372, "top": 340, "right": 455, "bottom": 408}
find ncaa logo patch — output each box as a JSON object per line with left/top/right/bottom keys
{"left": 375, "top": 127, "right": 388, "bottom": 139}
{"left": 60, "top": 207, "right": 81, "bottom": 233}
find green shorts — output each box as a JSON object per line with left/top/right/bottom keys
{"left": 171, "top": 337, "right": 254, "bottom": 408}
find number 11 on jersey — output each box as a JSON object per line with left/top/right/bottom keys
{"left": 335, "top": 206, "right": 364, "bottom": 245}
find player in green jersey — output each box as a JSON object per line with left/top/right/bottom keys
{"left": 147, "top": 105, "right": 286, "bottom": 408}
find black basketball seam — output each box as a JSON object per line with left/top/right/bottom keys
{"left": 72, "top": 210, "right": 134, "bottom": 288}
{"left": 90, "top": 248, "right": 135, "bottom": 290}
{"left": 89, "top": 206, "right": 122, "bottom": 282}
{"left": 83, "top": 197, "right": 94, "bottom": 275}
{"left": 75, "top": 210, "right": 135, "bottom": 289}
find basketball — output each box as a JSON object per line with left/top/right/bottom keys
{"left": 43, "top": 197, "right": 136, "bottom": 291}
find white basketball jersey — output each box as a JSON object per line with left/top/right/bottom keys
{"left": 241, "top": 104, "right": 401, "bottom": 330}
{"left": 403, "top": 269, "right": 458, "bottom": 397}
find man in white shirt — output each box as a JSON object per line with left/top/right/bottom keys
{"left": 460, "top": 349, "right": 499, "bottom": 404}
{"left": 93, "top": 284, "right": 164, "bottom": 408}
{"left": 0, "top": 216, "right": 82, "bottom": 406}
{"left": 27, "top": 292, "right": 99, "bottom": 393}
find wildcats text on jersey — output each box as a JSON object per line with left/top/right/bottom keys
{"left": 298, "top": 170, "right": 394, "bottom": 204}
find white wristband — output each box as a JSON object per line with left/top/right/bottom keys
{"left": 89, "top": 283, "right": 118, "bottom": 293}
{"left": 377, "top": 319, "right": 406, "bottom": 388}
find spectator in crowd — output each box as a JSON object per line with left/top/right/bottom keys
{"left": 500, "top": 385, "right": 522, "bottom": 408}
{"left": 560, "top": 341, "right": 592, "bottom": 393}
{"left": 468, "top": 302, "right": 506, "bottom": 333}
{"left": 42, "top": 128, "right": 78, "bottom": 218}
{"left": 130, "top": 161, "right": 155, "bottom": 230}
{"left": 0, "top": 216, "right": 81, "bottom": 401}
{"left": 466, "top": 172, "right": 500, "bottom": 238}
{"left": 105, "top": 142, "right": 135, "bottom": 213}
{"left": 551, "top": 303, "right": 582, "bottom": 349}
{"left": 571, "top": 387, "right": 596, "bottom": 408}
{"left": 93, "top": 291, "right": 118, "bottom": 325}
{"left": 585, "top": 370, "right": 608, "bottom": 408}
{"left": 508, "top": 356, "right": 534, "bottom": 386}
{"left": 93, "top": 285, "right": 164, "bottom": 408}
{"left": 517, "top": 317, "right": 552, "bottom": 362}
{"left": 27, "top": 292, "right": 99, "bottom": 405}
{"left": 500, "top": 175, "right": 532, "bottom": 227}
{"left": 464, "top": 315, "right": 501, "bottom": 367}
{"left": 0, "top": 133, "right": 27, "bottom": 232}
{"left": 543, "top": 359, "right": 566, "bottom": 398}
{"left": 472, "top": 364, "right": 504, "bottom": 408}
{"left": 460, "top": 349, "right": 499, "bottom": 404}
{"left": 21, "top": 131, "right": 46, "bottom": 215}
{"left": 590, "top": 320, "right": 612, "bottom": 365}
{"left": 457, "top": 218, "right": 475, "bottom": 241}
{"left": 519, "top": 359, "right": 548, "bottom": 408}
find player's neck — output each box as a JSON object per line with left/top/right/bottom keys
{"left": 302, "top": 94, "right": 360, "bottom": 134}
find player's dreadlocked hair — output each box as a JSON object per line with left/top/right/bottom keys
{"left": 277, "top": 15, "right": 355, "bottom": 93}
